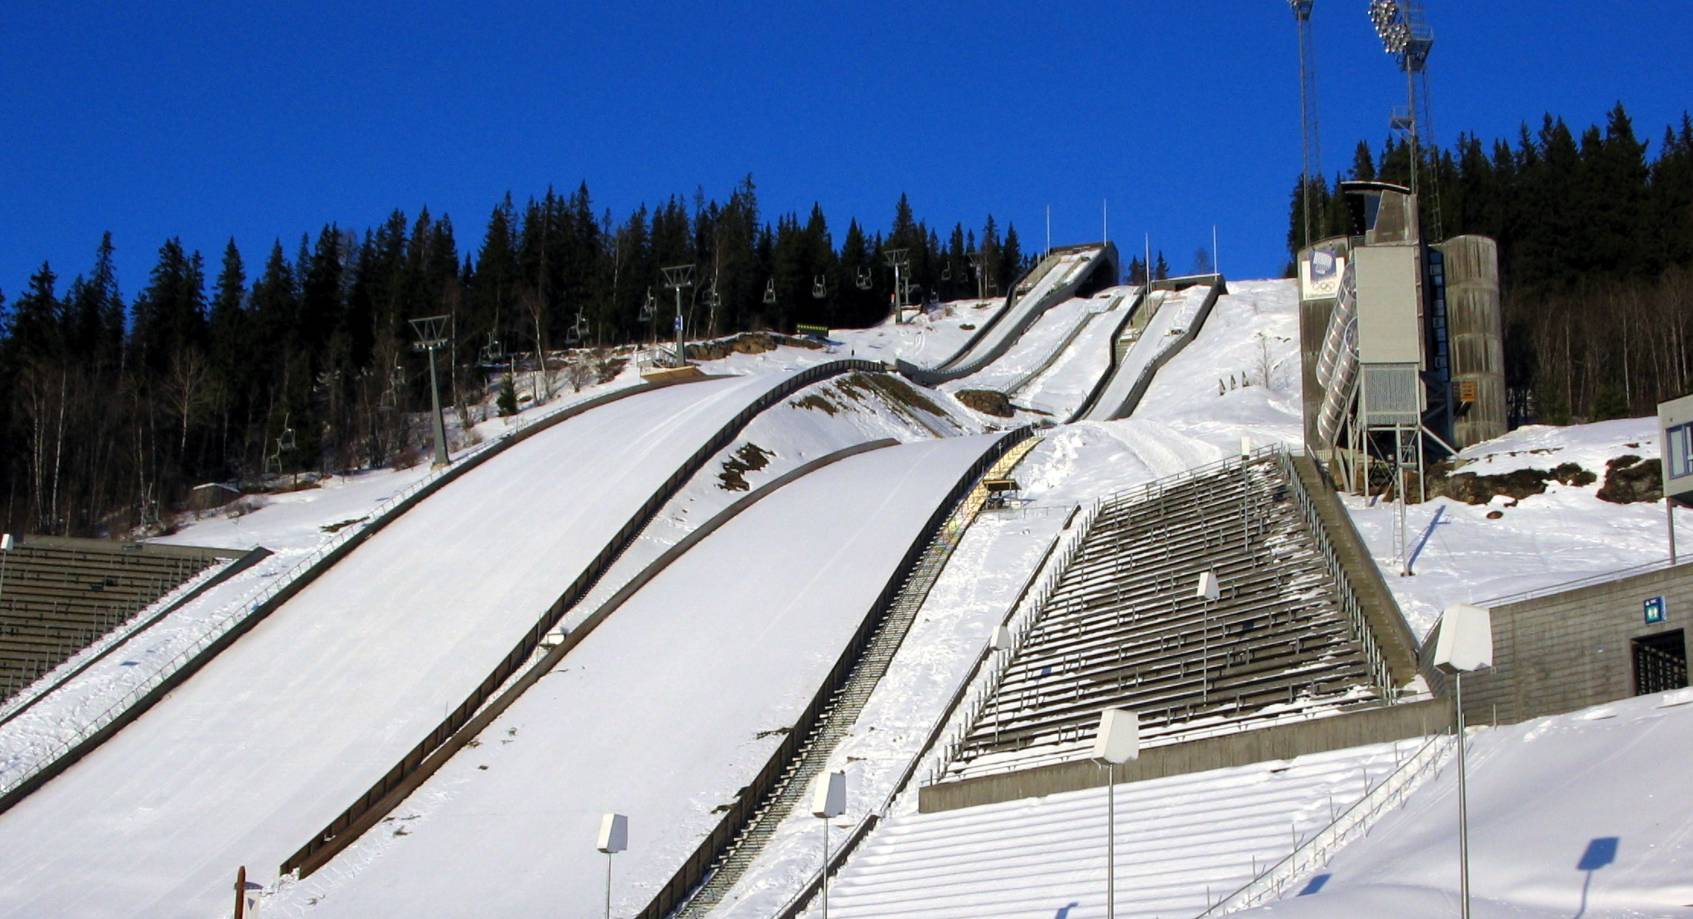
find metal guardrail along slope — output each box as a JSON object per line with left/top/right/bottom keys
{"left": 1080, "top": 276, "right": 1227, "bottom": 422}
{"left": 0, "top": 544, "right": 270, "bottom": 729}
{"left": 773, "top": 513, "right": 1076, "bottom": 919}
{"left": 1065, "top": 288, "right": 1151, "bottom": 422}
{"left": 637, "top": 426, "right": 1036, "bottom": 919}
{"left": 674, "top": 436, "right": 1043, "bottom": 917}
{"left": 900, "top": 244, "right": 1119, "bottom": 387}
{"left": 281, "top": 360, "right": 886, "bottom": 878}
{"left": 1197, "top": 732, "right": 1456, "bottom": 916}
{"left": 0, "top": 375, "right": 699, "bottom": 816}
{"left": 1284, "top": 452, "right": 1421, "bottom": 686}
{"left": 1000, "top": 296, "right": 1118, "bottom": 399}
{"left": 925, "top": 259, "right": 1046, "bottom": 373}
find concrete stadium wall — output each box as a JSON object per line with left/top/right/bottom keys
{"left": 1422, "top": 562, "right": 1693, "bottom": 725}
{"left": 918, "top": 699, "right": 1446, "bottom": 813}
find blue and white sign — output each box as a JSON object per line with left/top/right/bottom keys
{"left": 674, "top": 314, "right": 683, "bottom": 333}
{"left": 1644, "top": 595, "right": 1666, "bottom": 624}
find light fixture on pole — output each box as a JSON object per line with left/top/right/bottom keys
{"left": 660, "top": 264, "right": 695, "bottom": 366}
{"left": 1091, "top": 708, "right": 1139, "bottom": 919}
{"left": 1432, "top": 602, "right": 1493, "bottom": 919}
{"left": 811, "top": 770, "right": 847, "bottom": 919}
{"left": 1196, "top": 571, "right": 1221, "bottom": 704}
{"left": 596, "top": 812, "right": 629, "bottom": 919}
{"left": 408, "top": 315, "right": 451, "bottom": 468}
{"left": 0, "top": 534, "right": 13, "bottom": 612}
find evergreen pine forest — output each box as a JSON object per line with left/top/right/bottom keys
{"left": 3, "top": 102, "right": 1690, "bottom": 538}
{"left": 1289, "top": 103, "right": 1693, "bottom": 427}
{"left": 0, "top": 181, "right": 1044, "bottom": 537}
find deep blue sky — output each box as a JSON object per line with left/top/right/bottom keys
{"left": 3, "top": 1, "right": 1689, "bottom": 304}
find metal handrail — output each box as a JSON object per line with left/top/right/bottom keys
{"left": 639, "top": 425, "right": 1035, "bottom": 918}
{"left": 1196, "top": 732, "right": 1455, "bottom": 916}
{"left": 1276, "top": 447, "right": 1395, "bottom": 701}
{"left": 283, "top": 361, "right": 886, "bottom": 878}
{"left": 1478, "top": 555, "right": 1690, "bottom": 608}
{"left": 772, "top": 521, "right": 1072, "bottom": 919}
{"left": 0, "top": 379, "right": 648, "bottom": 800}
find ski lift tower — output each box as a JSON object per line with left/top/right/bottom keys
{"left": 884, "top": 248, "right": 911, "bottom": 323}
{"left": 409, "top": 314, "right": 451, "bottom": 468}
{"left": 660, "top": 264, "right": 695, "bottom": 366}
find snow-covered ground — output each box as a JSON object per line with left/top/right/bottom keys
{"left": 265, "top": 436, "right": 1003, "bottom": 918}
{"left": 829, "top": 299, "right": 998, "bottom": 368}
{"left": 1237, "top": 689, "right": 1693, "bottom": 918}
{"left": 709, "top": 506, "right": 1075, "bottom": 916}
{"left": 1346, "top": 416, "right": 1688, "bottom": 638}
{"left": 816, "top": 736, "right": 1426, "bottom": 919}
{"left": 942, "top": 293, "right": 1103, "bottom": 394}
{"left": 0, "top": 373, "right": 793, "bottom": 918}
{"left": 0, "top": 371, "right": 650, "bottom": 780}
{"left": 564, "top": 371, "right": 980, "bottom": 631}
{"left": 1015, "top": 292, "right": 1132, "bottom": 419}
{"left": 5, "top": 263, "right": 1687, "bottom": 919}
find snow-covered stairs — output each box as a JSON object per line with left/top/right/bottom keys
{"left": 824, "top": 738, "right": 1426, "bottom": 919}
{"left": 944, "top": 454, "right": 1384, "bottom": 781}
{"left": 672, "top": 439, "right": 1040, "bottom": 917}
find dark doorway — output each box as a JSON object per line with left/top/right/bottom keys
{"left": 1632, "top": 630, "right": 1687, "bottom": 695}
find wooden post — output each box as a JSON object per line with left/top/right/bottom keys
{"left": 233, "top": 865, "right": 246, "bottom": 919}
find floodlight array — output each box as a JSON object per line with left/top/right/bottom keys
{"left": 1368, "top": 0, "right": 1412, "bottom": 54}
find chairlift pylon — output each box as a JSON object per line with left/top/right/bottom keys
{"left": 763, "top": 278, "right": 777, "bottom": 305}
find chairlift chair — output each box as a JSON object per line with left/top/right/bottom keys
{"left": 812, "top": 274, "right": 828, "bottom": 299}
{"left": 638, "top": 288, "right": 656, "bottom": 323}
{"left": 855, "top": 267, "right": 873, "bottom": 290}
{"left": 941, "top": 261, "right": 953, "bottom": 282}
{"left": 763, "top": 278, "right": 777, "bottom": 305}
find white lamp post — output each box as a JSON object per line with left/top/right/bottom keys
{"left": 0, "top": 534, "right": 13, "bottom": 613}
{"left": 596, "top": 812, "right": 628, "bottom": 919}
{"left": 1092, "top": 708, "right": 1140, "bottom": 919}
{"left": 1196, "top": 571, "right": 1220, "bottom": 704}
{"left": 811, "top": 770, "right": 847, "bottom": 919}
{"left": 1432, "top": 603, "right": 1493, "bottom": 919}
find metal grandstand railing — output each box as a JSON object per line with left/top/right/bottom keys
{"left": 914, "top": 444, "right": 1401, "bottom": 786}
{"left": 1275, "top": 447, "right": 1396, "bottom": 703}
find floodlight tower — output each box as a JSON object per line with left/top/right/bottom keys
{"left": 660, "top": 264, "right": 695, "bottom": 366}
{"left": 408, "top": 315, "right": 451, "bottom": 467}
{"left": 1289, "top": 0, "right": 1322, "bottom": 250}
{"left": 1368, "top": 0, "right": 1434, "bottom": 206}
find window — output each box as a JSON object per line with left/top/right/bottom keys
{"left": 1669, "top": 422, "right": 1693, "bottom": 480}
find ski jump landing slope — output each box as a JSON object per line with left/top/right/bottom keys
{"left": 273, "top": 436, "right": 1003, "bottom": 919}
{"left": 0, "top": 373, "right": 795, "bottom": 919}
{"left": 900, "top": 246, "right": 1114, "bottom": 385}
{"left": 1076, "top": 280, "right": 1222, "bottom": 422}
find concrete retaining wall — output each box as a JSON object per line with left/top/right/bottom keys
{"left": 919, "top": 699, "right": 1446, "bottom": 813}
{"left": 1423, "top": 562, "right": 1693, "bottom": 725}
